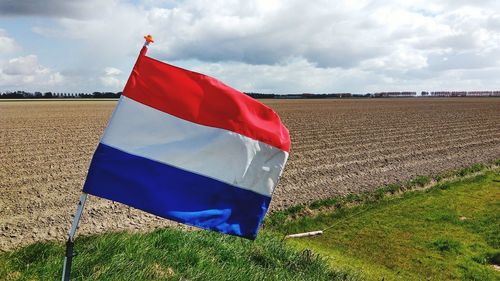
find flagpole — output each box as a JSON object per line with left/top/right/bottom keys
{"left": 61, "top": 193, "right": 88, "bottom": 281}
{"left": 61, "top": 35, "right": 153, "bottom": 281}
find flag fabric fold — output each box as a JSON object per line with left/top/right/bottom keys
{"left": 82, "top": 46, "right": 290, "bottom": 239}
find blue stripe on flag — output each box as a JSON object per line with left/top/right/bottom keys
{"left": 82, "top": 143, "right": 271, "bottom": 239}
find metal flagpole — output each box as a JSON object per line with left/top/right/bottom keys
{"left": 61, "top": 35, "right": 153, "bottom": 281}
{"left": 61, "top": 193, "right": 88, "bottom": 281}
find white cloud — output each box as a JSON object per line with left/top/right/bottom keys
{"left": 3, "top": 55, "right": 41, "bottom": 75}
{"left": 100, "top": 67, "right": 125, "bottom": 89}
{"left": 3, "top": 0, "right": 500, "bottom": 93}
{"left": 100, "top": 76, "right": 122, "bottom": 88}
{"left": 0, "top": 55, "right": 64, "bottom": 90}
{"left": 31, "top": 1, "right": 150, "bottom": 61}
{"left": 181, "top": 58, "right": 383, "bottom": 94}
{"left": 0, "top": 29, "right": 17, "bottom": 54}
{"left": 104, "top": 67, "right": 122, "bottom": 76}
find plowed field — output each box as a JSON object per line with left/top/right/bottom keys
{"left": 1, "top": 98, "right": 499, "bottom": 250}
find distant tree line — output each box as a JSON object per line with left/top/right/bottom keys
{"left": 244, "top": 92, "right": 356, "bottom": 99}
{"left": 2, "top": 91, "right": 356, "bottom": 99}
{"left": 0, "top": 91, "right": 122, "bottom": 99}
{"left": 2, "top": 90, "right": 499, "bottom": 100}
{"left": 421, "top": 91, "right": 500, "bottom": 97}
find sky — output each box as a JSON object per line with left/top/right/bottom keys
{"left": 1, "top": 0, "right": 500, "bottom": 94}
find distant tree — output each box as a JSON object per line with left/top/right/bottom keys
{"left": 1, "top": 92, "right": 24, "bottom": 98}
{"left": 43, "top": 92, "right": 53, "bottom": 98}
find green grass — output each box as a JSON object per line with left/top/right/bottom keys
{"left": 0, "top": 230, "right": 355, "bottom": 281}
{"left": 1, "top": 162, "right": 498, "bottom": 280}
{"left": 273, "top": 170, "right": 500, "bottom": 281}
{"left": 456, "top": 163, "right": 486, "bottom": 177}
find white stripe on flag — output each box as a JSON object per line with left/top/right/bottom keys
{"left": 100, "top": 96, "right": 289, "bottom": 197}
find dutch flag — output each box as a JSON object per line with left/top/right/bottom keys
{"left": 82, "top": 46, "right": 290, "bottom": 239}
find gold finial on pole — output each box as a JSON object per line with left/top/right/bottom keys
{"left": 143, "top": 34, "right": 154, "bottom": 46}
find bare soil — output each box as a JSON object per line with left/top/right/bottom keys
{"left": 1, "top": 98, "right": 499, "bottom": 250}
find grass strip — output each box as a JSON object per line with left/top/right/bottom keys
{"left": 1, "top": 161, "right": 498, "bottom": 280}
{"left": 271, "top": 167, "right": 500, "bottom": 281}
{"left": 0, "top": 230, "right": 357, "bottom": 281}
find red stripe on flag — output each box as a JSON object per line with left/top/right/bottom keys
{"left": 122, "top": 47, "right": 290, "bottom": 152}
